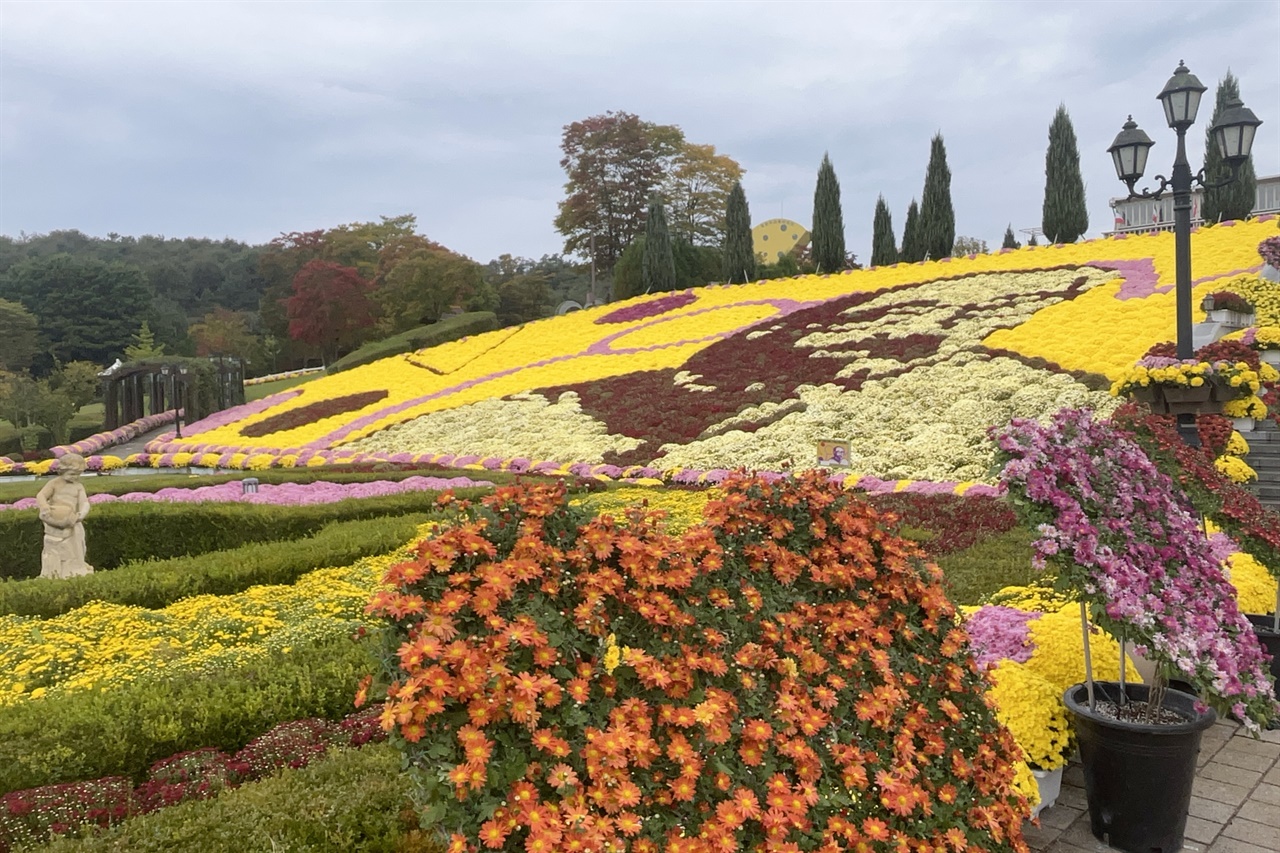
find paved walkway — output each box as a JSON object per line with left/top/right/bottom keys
{"left": 102, "top": 426, "right": 173, "bottom": 459}
{"left": 1032, "top": 719, "right": 1280, "bottom": 853}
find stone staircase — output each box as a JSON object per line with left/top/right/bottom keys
{"left": 1241, "top": 417, "right": 1280, "bottom": 512}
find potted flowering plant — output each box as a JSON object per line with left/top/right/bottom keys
{"left": 1110, "top": 356, "right": 1263, "bottom": 416}
{"left": 994, "top": 408, "right": 1277, "bottom": 853}
{"left": 1201, "top": 290, "right": 1256, "bottom": 327}
{"left": 1246, "top": 326, "right": 1280, "bottom": 366}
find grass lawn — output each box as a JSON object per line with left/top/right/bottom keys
{"left": 246, "top": 374, "right": 317, "bottom": 401}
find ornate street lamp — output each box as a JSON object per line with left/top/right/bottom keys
{"left": 1108, "top": 61, "right": 1263, "bottom": 444}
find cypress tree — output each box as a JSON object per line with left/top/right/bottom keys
{"left": 919, "top": 133, "right": 954, "bottom": 260}
{"left": 900, "top": 200, "right": 923, "bottom": 263}
{"left": 642, "top": 195, "right": 676, "bottom": 294}
{"left": 1202, "top": 72, "right": 1258, "bottom": 224}
{"left": 1041, "top": 105, "right": 1089, "bottom": 243}
{"left": 1001, "top": 225, "right": 1021, "bottom": 250}
{"left": 811, "top": 153, "right": 846, "bottom": 274}
{"left": 721, "top": 181, "right": 757, "bottom": 284}
{"left": 871, "top": 196, "right": 898, "bottom": 267}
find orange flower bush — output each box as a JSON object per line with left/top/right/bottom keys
{"left": 365, "top": 473, "right": 1030, "bottom": 852}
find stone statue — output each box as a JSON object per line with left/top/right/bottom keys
{"left": 35, "top": 453, "right": 93, "bottom": 578}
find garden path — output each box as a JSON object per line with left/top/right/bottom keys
{"left": 1032, "top": 718, "right": 1280, "bottom": 853}
{"left": 103, "top": 426, "right": 171, "bottom": 458}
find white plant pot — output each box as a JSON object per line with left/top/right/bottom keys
{"left": 1032, "top": 766, "right": 1064, "bottom": 819}
{"left": 1260, "top": 350, "right": 1280, "bottom": 367}
{"left": 1233, "top": 417, "right": 1257, "bottom": 432}
{"left": 1205, "top": 309, "right": 1255, "bottom": 327}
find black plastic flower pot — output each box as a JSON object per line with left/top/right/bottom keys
{"left": 1245, "top": 614, "right": 1280, "bottom": 684}
{"left": 1064, "top": 682, "right": 1216, "bottom": 853}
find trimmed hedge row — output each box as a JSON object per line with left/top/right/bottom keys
{"left": 38, "top": 745, "right": 435, "bottom": 853}
{"left": 0, "top": 635, "right": 372, "bottom": 795}
{"left": 0, "top": 513, "right": 429, "bottom": 618}
{"left": 0, "top": 490, "right": 480, "bottom": 580}
{"left": 326, "top": 311, "right": 499, "bottom": 375}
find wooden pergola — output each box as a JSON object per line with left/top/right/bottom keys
{"left": 102, "top": 358, "right": 246, "bottom": 431}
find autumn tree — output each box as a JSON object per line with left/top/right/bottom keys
{"left": 1202, "top": 72, "right": 1258, "bottom": 224}
{"left": 663, "top": 143, "right": 744, "bottom": 246}
{"left": 376, "top": 248, "right": 490, "bottom": 332}
{"left": 189, "top": 308, "right": 259, "bottom": 357}
{"left": 919, "top": 133, "right": 955, "bottom": 261}
{"left": 811, "top": 154, "right": 847, "bottom": 274}
{"left": 284, "top": 260, "right": 378, "bottom": 364}
{"left": 642, "top": 195, "right": 677, "bottom": 294}
{"left": 871, "top": 196, "right": 898, "bottom": 267}
{"left": 721, "top": 181, "right": 756, "bottom": 284}
{"left": 900, "top": 199, "right": 924, "bottom": 263}
{"left": 1041, "top": 105, "right": 1088, "bottom": 243}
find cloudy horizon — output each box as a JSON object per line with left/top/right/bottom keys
{"left": 2, "top": 0, "right": 1277, "bottom": 265}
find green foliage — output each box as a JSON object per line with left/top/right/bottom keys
{"left": 952, "top": 236, "right": 988, "bottom": 256}
{"left": 933, "top": 526, "right": 1038, "bottom": 606}
{"left": 611, "top": 237, "right": 646, "bottom": 301}
{"left": 36, "top": 745, "right": 428, "bottom": 853}
{"left": 376, "top": 248, "right": 488, "bottom": 332}
{"left": 811, "top": 153, "right": 846, "bottom": 273}
{"left": 665, "top": 143, "right": 744, "bottom": 246}
{"left": 919, "top": 134, "right": 955, "bottom": 261}
{"left": 1041, "top": 104, "right": 1089, "bottom": 243}
{"left": 325, "top": 312, "right": 498, "bottom": 375}
{"left": 0, "top": 514, "right": 428, "bottom": 618}
{"left": 721, "top": 181, "right": 756, "bottom": 284}
{"left": 1002, "top": 225, "right": 1021, "bottom": 250}
{"left": 900, "top": 199, "right": 924, "bottom": 263}
{"left": 642, "top": 195, "right": 677, "bottom": 294}
{"left": 0, "top": 492, "right": 453, "bottom": 581}
{"left": 616, "top": 236, "right": 720, "bottom": 300}
{"left": 0, "top": 636, "right": 373, "bottom": 794}
{"left": 123, "top": 321, "right": 165, "bottom": 361}
{"left": 0, "top": 299, "right": 40, "bottom": 372}
{"left": 0, "top": 254, "right": 152, "bottom": 369}
{"left": 870, "top": 195, "right": 898, "bottom": 267}
{"left": 495, "top": 274, "right": 551, "bottom": 327}
{"left": 1202, "top": 72, "right": 1258, "bottom": 224}
{"left": 51, "top": 361, "right": 103, "bottom": 410}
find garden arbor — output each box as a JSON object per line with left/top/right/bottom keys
{"left": 102, "top": 358, "right": 246, "bottom": 431}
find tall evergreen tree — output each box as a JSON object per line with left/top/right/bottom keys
{"left": 900, "top": 200, "right": 924, "bottom": 263}
{"left": 721, "top": 181, "right": 757, "bottom": 284}
{"left": 919, "top": 134, "right": 955, "bottom": 260}
{"left": 642, "top": 195, "right": 676, "bottom": 294}
{"left": 811, "top": 153, "right": 846, "bottom": 274}
{"left": 1041, "top": 105, "right": 1089, "bottom": 243}
{"left": 1001, "top": 225, "right": 1021, "bottom": 250}
{"left": 870, "top": 196, "right": 898, "bottom": 267}
{"left": 1202, "top": 72, "right": 1258, "bottom": 224}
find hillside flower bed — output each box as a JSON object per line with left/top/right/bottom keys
{"left": 143, "top": 220, "right": 1272, "bottom": 483}
{"left": 0, "top": 475, "right": 491, "bottom": 513}
{"left": 365, "top": 474, "right": 1033, "bottom": 852}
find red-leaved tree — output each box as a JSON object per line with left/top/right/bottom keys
{"left": 283, "top": 260, "right": 377, "bottom": 365}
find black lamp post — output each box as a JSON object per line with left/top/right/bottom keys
{"left": 1108, "top": 61, "right": 1263, "bottom": 444}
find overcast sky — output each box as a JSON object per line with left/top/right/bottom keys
{"left": 2, "top": 0, "right": 1277, "bottom": 266}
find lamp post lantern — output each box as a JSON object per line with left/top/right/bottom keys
{"left": 1108, "top": 61, "right": 1263, "bottom": 445}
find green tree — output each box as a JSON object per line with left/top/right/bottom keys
{"left": 721, "top": 181, "right": 756, "bottom": 284}
{"left": 919, "top": 134, "right": 955, "bottom": 260}
{"left": 1041, "top": 105, "right": 1089, "bottom": 243}
{"left": 50, "top": 361, "right": 103, "bottom": 410}
{"left": 900, "top": 199, "right": 924, "bottom": 263}
{"left": 0, "top": 254, "right": 152, "bottom": 368}
{"left": 871, "top": 196, "right": 898, "bottom": 267}
{"left": 811, "top": 154, "right": 846, "bottom": 274}
{"left": 496, "top": 274, "right": 551, "bottom": 326}
{"left": 1202, "top": 72, "right": 1258, "bottom": 224}
{"left": 0, "top": 299, "right": 40, "bottom": 372}
{"left": 642, "top": 195, "right": 676, "bottom": 294}
{"left": 953, "top": 236, "right": 988, "bottom": 256}
{"left": 123, "top": 320, "right": 165, "bottom": 361}
{"left": 188, "top": 308, "right": 259, "bottom": 358}
{"left": 376, "top": 249, "right": 487, "bottom": 332}
{"left": 1001, "top": 225, "right": 1021, "bottom": 250}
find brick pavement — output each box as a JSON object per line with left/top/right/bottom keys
{"left": 1028, "top": 719, "right": 1280, "bottom": 853}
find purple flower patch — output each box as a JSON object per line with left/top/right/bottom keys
{"left": 594, "top": 291, "right": 698, "bottom": 325}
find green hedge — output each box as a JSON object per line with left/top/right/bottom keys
{"left": 0, "top": 513, "right": 428, "bottom": 618}
{"left": 326, "top": 312, "right": 499, "bottom": 375}
{"left": 39, "top": 745, "right": 439, "bottom": 853}
{"left": 0, "top": 636, "right": 373, "bottom": 795}
{"left": 0, "top": 490, "right": 481, "bottom": 580}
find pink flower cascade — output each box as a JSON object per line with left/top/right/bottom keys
{"left": 0, "top": 476, "right": 492, "bottom": 513}
{"left": 993, "top": 408, "right": 1278, "bottom": 730}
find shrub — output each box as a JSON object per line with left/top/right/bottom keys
{"left": 35, "top": 745, "right": 431, "bottom": 853}
{"left": 0, "top": 491, "right": 460, "bottom": 580}
{"left": 0, "top": 514, "right": 428, "bottom": 618}
{"left": 367, "top": 475, "right": 1029, "bottom": 851}
{"left": 0, "top": 636, "right": 372, "bottom": 795}
{"left": 326, "top": 313, "right": 499, "bottom": 375}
